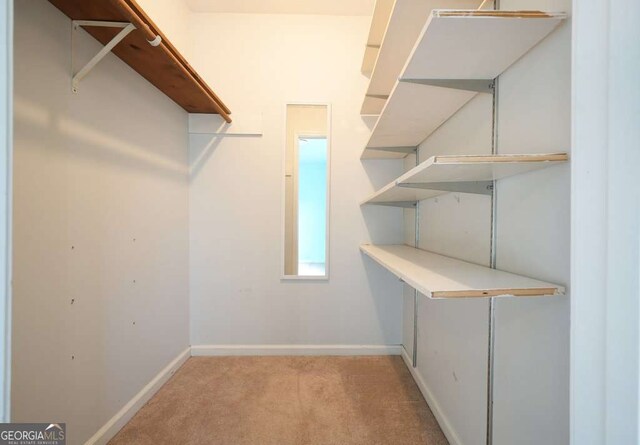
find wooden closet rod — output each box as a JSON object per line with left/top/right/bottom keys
{"left": 128, "top": 0, "right": 232, "bottom": 116}
{"left": 112, "top": 0, "right": 232, "bottom": 122}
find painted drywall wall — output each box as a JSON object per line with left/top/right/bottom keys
{"left": 137, "top": 0, "right": 192, "bottom": 60}
{"left": 401, "top": 285, "right": 414, "bottom": 359}
{"left": 12, "top": 2, "right": 189, "bottom": 443}
{"left": 188, "top": 13, "right": 405, "bottom": 346}
{"left": 415, "top": 93, "right": 493, "bottom": 445}
{"left": 401, "top": 1, "right": 571, "bottom": 443}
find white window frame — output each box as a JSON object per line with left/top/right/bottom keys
{"left": 0, "top": 0, "right": 12, "bottom": 423}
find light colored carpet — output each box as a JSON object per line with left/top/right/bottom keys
{"left": 109, "top": 356, "right": 449, "bottom": 445}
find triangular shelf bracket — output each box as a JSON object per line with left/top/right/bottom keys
{"left": 399, "top": 78, "right": 495, "bottom": 94}
{"left": 71, "top": 20, "right": 137, "bottom": 93}
{"left": 371, "top": 201, "right": 418, "bottom": 208}
{"left": 365, "top": 146, "right": 417, "bottom": 154}
{"left": 365, "top": 94, "right": 389, "bottom": 100}
{"left": 398, "top": 180, "right": 494, "bottom": 196}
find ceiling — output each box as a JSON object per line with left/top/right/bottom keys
{"left": 185, "top": 0, "right": 375, "bottom": 16}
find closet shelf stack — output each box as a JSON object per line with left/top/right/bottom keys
{"left": 362, "top": 9, "right": 566, "bottom": 159}
{"left": 360, "top": 7, "right": 567, "bottom": 299}
{"left": 361, "top": 0, "right": 394, "bottom": 77}
{"left": 361, "top": 0, "right": 482, "bottom": 116}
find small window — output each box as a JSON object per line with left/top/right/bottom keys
{"left": 297, "top": 137, "right": 327, "bottom": 276}
{"left": 283, "top": 104, "right": 330, "bottom": 279}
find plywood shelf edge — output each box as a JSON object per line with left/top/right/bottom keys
{"left": 360, "top": 244, "right": 565, "bottom": 299}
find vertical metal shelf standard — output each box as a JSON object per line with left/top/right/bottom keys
{"left": 486, "top": 3, "right": 500, "bottom": 444}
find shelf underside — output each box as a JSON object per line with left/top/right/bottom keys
{"left": 360, "top": 244, "right": 564, "bottom": 299}
{"left": 364, "top": 81, "right": 479, "bottom": 155}
{"left": 362, "top": 153, "right": 568, "bottom": 206}
{"left": 402, "top": 10, "right": 566, "bottom": 81}
{"left": 48, "top": 0, "right": 231, "bottom": 117}
{"left": 361, "top": 0, "right": 394, "bottom": 76}
{"left": 363, "top": 10, "right": 566, "bottom": 158}
{"left": 361, "top": 0, "right": 482, "bottom": 115}
{"left": 361, "top": 182, "right": 438, "bottom": 207}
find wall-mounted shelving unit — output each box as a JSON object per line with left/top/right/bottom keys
{"left": 361, "top": 0, "right": 394, "bottom": 77}
{"left": 359, "top": 3, "right": 569, "bottom": 442}
{"left": 360, "top": 244, "right": 565, "bottom": 299}
{"left": 362, "top": 9, "right": 566, "bottom": 159}
{"left": 48, "top": 0, "right": 232, "bottom": 120}
{"left": 362, "top": 153, "right": 568, "bottom": 206}
{"left": 360, "top": 0, "right": 482, "bottom": 116}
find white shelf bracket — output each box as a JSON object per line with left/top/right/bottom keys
{"left": 373, "top": 201, "right": 417, "bottom": 208}
{"left": 71, "top": 20, "right": 136, "bottom": 93}
{"left": 366, "top": 146, "right": 417, "bottom": 155}
{"left": 399, "top": 78, "right": 495, "bottom": 94}
{"left": 398, "top": 181, "right": 494, "bottom": 196}
{"left": 365, "top": 93, "right": 389, "bottom": 100}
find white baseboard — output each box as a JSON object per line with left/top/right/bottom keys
{"left": 401, "top": 348, "right": 463, "bottom": 445}
{"left": 191, "top": 344, "right": 402, "bottom": 356}
{"left": 84, "top": 347, "right": 191, "bottom": 445}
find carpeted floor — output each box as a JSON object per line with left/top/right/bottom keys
{"left": 109, "top": 356, "right": 449, "bottom": 445}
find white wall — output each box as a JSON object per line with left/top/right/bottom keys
{"left": 137, "top": 0, "right": 192, "bottom": 60}
{"left": 401, "top": 1, "right": 571, "bottom": 444}
{"left": 12, "top": 2, "right": 190, "bottom": 443}
{"left": 188, "top": 13, "right": 405, "bottom": 347}
{"left": 414, "top": 93, "right": 494, "bottom": 445}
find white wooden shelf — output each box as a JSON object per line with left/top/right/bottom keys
{"left": 361, "top": 0, "right": 394, "bottom": 76}
{"left": 402, "top": 10, "right": 567, "bottom": 81}
{"left": 362, "top": 81, "right": 478, "bottom": 158}
{"left": 361, "top": 0, "right": 482, "bottom": 116}
{"left": 360, "top": 244, "right": 565, "bottom": 298}
{"left": 363, "top": 9, "right": 567, "bottom": 158}
{"left": 360, "top": 181, "right": 439, "bottom": 207}
{"left": 361, "top": 153, "right": 568, "bottom": 206}
{"left": 399, "top": 152, "right": 568, "bottom": 184}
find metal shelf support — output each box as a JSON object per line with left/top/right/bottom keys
{"left": 400, "top": 78, "right": 495, "bottom": 94}
{"left": 71, "top": 20, "right": 136, "bottom": 93}
{"left": 398, "top": 180, "right": 494, "bottom": 196}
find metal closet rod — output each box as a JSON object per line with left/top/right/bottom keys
{"left": 111, "top": 0, "right": 233, "bottom": 122}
